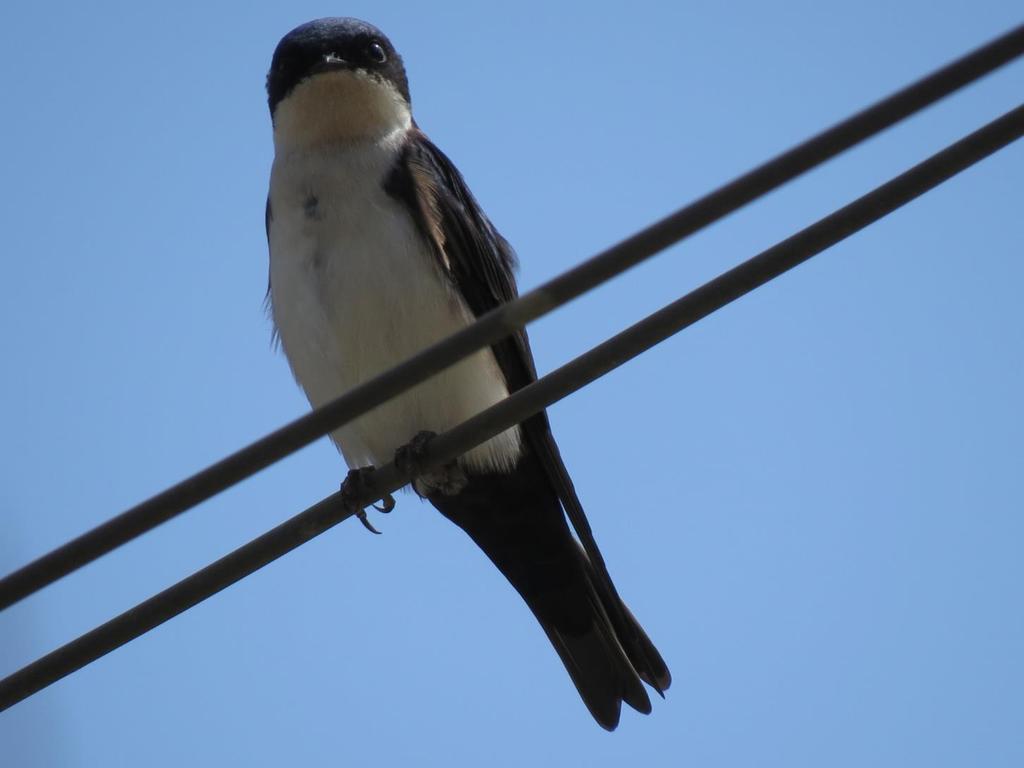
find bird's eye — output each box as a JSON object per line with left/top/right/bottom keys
{"left": 367, "top": 41, "right": 387, "bottom": 64}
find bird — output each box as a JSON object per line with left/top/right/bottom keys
{"left": 264, "top": 17, "right": 670, "bottom": 729}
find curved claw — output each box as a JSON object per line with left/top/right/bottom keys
{"left": 356, "top": 510, "right": 383, "bottom": 535}
{"left": 372, "top": 493, "right": 396, "bottom": 514}
{"left": 341, "top": 466, "right": 391, "bottom": 535}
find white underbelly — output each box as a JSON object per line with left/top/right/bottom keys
{"left": 267, "top": 149, "right": 521, "bottom": 474}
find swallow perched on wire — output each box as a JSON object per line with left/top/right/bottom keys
{"left": 265, "top": 17, "right": 670, "bottom": 729}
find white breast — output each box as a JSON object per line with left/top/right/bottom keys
{"left": 267, "top": 131, "right": 521, "bottom": 474}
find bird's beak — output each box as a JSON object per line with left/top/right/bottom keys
{"left": 311, "top": 53, "right": 349, "bottom": 76}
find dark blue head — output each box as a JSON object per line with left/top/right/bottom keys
{"left": 266, "top": 18, "right": 409, "bottom": 116}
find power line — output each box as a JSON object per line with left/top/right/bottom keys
{"left": 2, "top": 102, "right": 1020, "bottom": 712}
{"left": 1, "top": 23, "right": 1021, "bottom": 612}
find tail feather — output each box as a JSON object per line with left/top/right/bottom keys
{"left": 576, "top": 542, "right": 673, "bottom": 696}
{"left": 621, "top": 601, "right": 672, "bottom": 693}
{"left": 427, "top": 449, "right": 670, "bottom": 729}
{"left": 543, "top": 619, "right": 649, "bottom": 730}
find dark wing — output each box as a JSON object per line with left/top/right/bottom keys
{"left": 384, "top": 128, "right": 539, "bottom": 394}
{"left": 385, "top": 130, "right": 669, "bottom": 693}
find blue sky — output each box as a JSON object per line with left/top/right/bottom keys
{"left": 1, "top": 1, "right": 1022, "bottom": 765}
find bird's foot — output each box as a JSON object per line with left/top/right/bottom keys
{"left": 394, "top": 430, "right": 468, "bottom": 498}
{"left": 394, "top": 430, "right": 437, "bottom": 477}
{"left": 340, "top": 466, "right": 395, "bottom": 535}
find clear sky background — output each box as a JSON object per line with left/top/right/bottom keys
{"left": 1, "top": 1, "right": 1021, "bottom": 766}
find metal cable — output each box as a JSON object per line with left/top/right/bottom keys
{"left": 3, "top": 102, "right": 1020, "bottom": 711}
